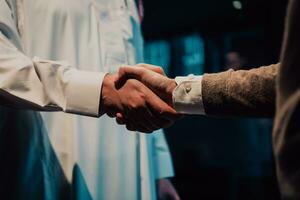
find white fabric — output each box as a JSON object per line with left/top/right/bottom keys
{"left": 173, "top": 75, "right": 205, "bottom": 115}
{"left": 0, "top": 10, "right": 103, "bottom": 116}
{"left": 0, "top": 0, "right": 174, "bottom": 199}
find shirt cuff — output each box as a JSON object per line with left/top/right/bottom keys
{"left": 65, "top": 70, "right": 106, "bottom": 117}
{"left": 172, "top": 75, "right": 205, "bottom": 115}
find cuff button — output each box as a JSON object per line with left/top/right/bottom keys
{"left": 185, "top": 85, "right": 192, "bottom": 93}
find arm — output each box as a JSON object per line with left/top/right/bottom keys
{"left": 172, "top": 64, "right": 277, "bottom": 117}
{"left": 116, "top": 63, "right": 278, "bottom": 126}
{"left": 0, "top": 1, "right": 179, "bottom": 129}
{"left": 0, "top": 1, "right": 103, "bottom": 117}
{"left": 201, "top": 64, "right": 278, "bottom": 117}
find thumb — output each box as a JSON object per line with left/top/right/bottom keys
{"left": 136, "top": 64, "right": 165, "bottom": 75}
{"left": 115, "top": 66, "right": 145, "bottom": 89}
{"left": 115, "top": 64, "right": 165, "bottom": 89}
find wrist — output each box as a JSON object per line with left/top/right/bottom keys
{"left": 100, "top": 73, "right": 117, "bottom": 116}
{"left": 165, "top": 79, "right": 177, "bottom": 107}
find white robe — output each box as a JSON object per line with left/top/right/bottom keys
{"left": 0, "top": 0, "right": 174, "bottom": 199}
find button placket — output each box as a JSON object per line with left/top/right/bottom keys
{"left": 95, "top": 1, "right": 128, "bottom": 72}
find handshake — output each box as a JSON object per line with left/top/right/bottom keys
{"left": 101, "top": 64, "right": 182, "bottom": 133}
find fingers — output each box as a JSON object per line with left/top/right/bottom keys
{"left": 139, "top": 107, "right": 161, "bottom": 131}
{"left": 116, "top": 113, "right": 160, "bottom": 133}
{"left": 115, "top": 100, "right": 160, "bottom": 133}
{"left": 115, "top": 92, "right": 179, "bottom": 132}
{"left": 115, "top": 66, "right": 142, "bottom": 89}
{"left": 116, "top": 64, "right": 165, "bottom": 89}
{"left": 114, "top": 78, "right": 181, "bottom": 133}
{"left": 127, "top": 107, "right": 156, "bottom": 133}
{"left": 143, "top": 86, "right": 181, "bottom": 127}
{"left": 145, "top": 87, "right": 180, "bottom": 121}
{"left": 136, "top": 63, "right": 165, "bottom": 75}
{"left": 122, "top": 116, "right": 153, "bottom": 133}
{"left": 117, "top": 66, "right": 171, "bottom": 102}
{"left": 124, "top": 104, "right": 162, "bottom": 133}
{"left": 116, "top": 113, "right": 126, "bottom": 125}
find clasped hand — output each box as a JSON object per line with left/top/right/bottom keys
{"left": 101, "top": 64, "right": 181, "bottom": 133}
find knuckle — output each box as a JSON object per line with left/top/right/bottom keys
{"left": 126, "top": 79, "right": 135, "bottom": 85}
{"left": 127, "top": 79, "right": 140, "bottom": 87}
{"left": 157, "top": 67, "right": 164, "bottom": 74}
{"left": 137, "top": 63, "right": 145, "bottom": 67}
{"left": 130, "top": 102, "right": 139, "bottom": 109}
{"left": 118, "top": 68, "right": 125, "bottom": 76}
{"left": 129, "top": 96, "right": 145, "bottom": 109}
{"left": 126, "top": 124, "right": 135, "bottom": 131}
{"left": 130, "top": 99, "right": 144, "bottom": 109}
{"left": 119, "top": 65, "right": 129, "bottom": 75}
{"left": 138, "top": 91, "right": 146, "bottom": 100}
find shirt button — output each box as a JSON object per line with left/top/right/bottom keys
{"left": 185, "top": 84, "right": 192, "bottom": 93}
{"left": 186, "top": 87, "right": 191, "bottom": 93}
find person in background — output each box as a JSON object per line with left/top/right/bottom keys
{"left": 116, "top": 1, "right": 300, "bottom": 198}
{"left": 41, "top": 0, "right": 179, "bottom": 199}
{"left": 225, "top": 51, "right": 247, "bottom": 70}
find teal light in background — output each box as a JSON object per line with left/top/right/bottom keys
{"left": 172, "top": 34, "right": 205, "bottom": 76}
{"left": 144, "top": 34, "right": 205, "bottom": 77}
{"left": 181, "top": 34, "right": 205, "bottom": 75}
{"left": 144, "top": 40, "right": 171, "bottom": 75}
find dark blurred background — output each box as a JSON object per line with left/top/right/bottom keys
{"left": 142, "top": 0, "right": 288, "bottom": 199}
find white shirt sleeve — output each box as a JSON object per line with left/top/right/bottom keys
{"left": 0, "top": 1, "right": 105, "bottom": 117}
{"left": 152, "top": 130, "right": 174, "bottom": 179}
{"left": 172, "top": 75, "right": 205, "bottom": 115}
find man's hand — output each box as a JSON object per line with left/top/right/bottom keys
{"left": 114, "top": 64, "right": 182, "bottom": 130}
{"left": 116, "top": 64, "right": 177, "bottom": 106}
{"left": 101, "top": 73, "right": 180, "bottom": 133}
{"left": 157, "top": 178, "right": 180, "bottom": 200}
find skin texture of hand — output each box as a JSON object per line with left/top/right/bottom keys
{"left": 157, "top": 178, "right": 180, "bottom": 200}
{"left": 114, "top": 64, "right": 182, "bottom": 129}
{"left": 101, "top": 73, "right": 180, "bottom": 133}
{"left": 116, "top": 64, "right": 177, "bottom": 106}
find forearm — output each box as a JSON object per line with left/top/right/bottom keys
{"left": 202, "top": 64, "right": 278, "bottom": 117}
{"left": 0, "top": 33, "right": 104, "bottom": 116}
{"left": 0, "top": 1, "right": 105, "bottom": 117}
{"left": 173, "top": 64, "right": 278, "bottom": 118}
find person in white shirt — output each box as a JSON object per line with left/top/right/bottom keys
{"left": 0, "top": 0, "right": 180, "bottom": 199}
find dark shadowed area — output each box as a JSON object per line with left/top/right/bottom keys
{"left": 142, "top": 0, "right": 288, "bottom": 199}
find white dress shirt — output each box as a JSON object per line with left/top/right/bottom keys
{"left": 0, "top": 0, "right": 174, "bottom": 199}
{"left": 173, "top": 75, "right": 206, "bottom": 115}
{"left": 0, "top": 1, "right": 104, "bottom": 117}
